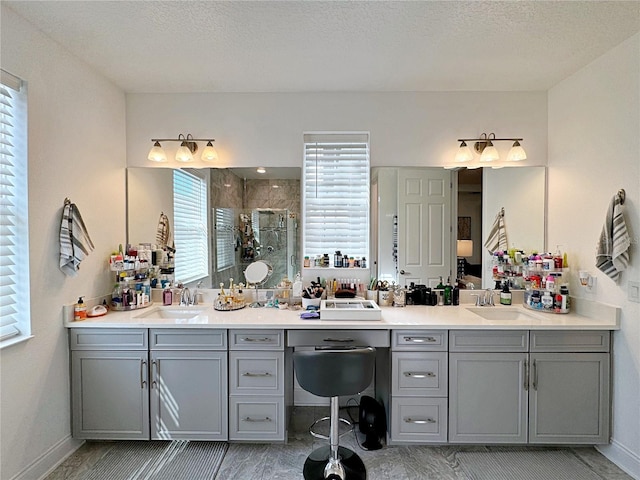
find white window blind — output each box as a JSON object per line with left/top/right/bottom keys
{"left": 215, "top": 207, "right": 235, "bottom": 271}
{"left": 1, "top": 70, "right": 30, "bottom": 346}
{"left": 173, "top": 169, "right": 208, "bottom": 284}
{"left": 303, "top": 133, "right": 370, "bottom": 259}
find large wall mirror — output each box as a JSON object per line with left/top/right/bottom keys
{"left": 127, "top": 167, "right": 300, "bottom": 289}
{"left": 127, "top": 165, "right": 544, "bottom": 290}
{"left": 372, "top": 166, "right": 546, "bottom": 289}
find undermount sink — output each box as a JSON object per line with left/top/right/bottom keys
{"left": 134, "top": 306, "right": 207, "bottom": 320}
{"left": 466, "top": 307, "right": 540, "bottom": 322}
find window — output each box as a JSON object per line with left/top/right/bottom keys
{"left": 214, "top": 207, "right": 235, "bottom": 271}
{"left": 1, "top": 70, "right": 30, "bottom": 347}
{"left": 173, "top": 169, "right": 208, "bottom": 284}
{"left": 303, "top": 133, "right": 370, "bottom": 260}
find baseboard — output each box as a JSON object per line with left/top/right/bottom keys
{"left": 597, "top": 439, "right": 640, "bottom": 480}
{"left": 9, "top": 434, "right": 83, "bottom": 480}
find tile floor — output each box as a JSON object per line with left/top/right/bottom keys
{"left": 45, "top": 407, "right": 632, "bottom": 480}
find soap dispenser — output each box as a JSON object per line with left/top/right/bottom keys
{"left": 500, "top": 282, "right": 512, "bottom": 305}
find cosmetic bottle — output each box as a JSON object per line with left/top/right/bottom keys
{"left": 500, "top": 282, "right": 512, "bottom": 305}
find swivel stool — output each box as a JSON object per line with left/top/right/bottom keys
{"left": 293, "top": 347, "right": 376, "bottom": 480}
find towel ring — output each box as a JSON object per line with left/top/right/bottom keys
{"left": 618, "top": 189, "right": 625, "bottom": 205}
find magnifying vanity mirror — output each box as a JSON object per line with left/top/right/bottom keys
{"left": 244, "top": 260, "right": 273, "bottom": 307}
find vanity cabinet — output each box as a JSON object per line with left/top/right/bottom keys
{"left": 149, "top": 329, "right": 228, "bottom": 440}
{"left": 70, "top": 328, "right": 228, "bottom": 441}
{"left": 70, "top": 328, "right": 150, "bottom": 440}
{"left": 228, "top": 330, "right": 289, "bottom": 441}
{"left": 389, "top": 330, "right": 448, "bottom": 443}
{"left": 448, "top": 330, "right": 610, "bottom": 444}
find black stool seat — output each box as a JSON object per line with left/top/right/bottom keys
{"left": 294, "top": 347, "right": 376, "bottom": 480}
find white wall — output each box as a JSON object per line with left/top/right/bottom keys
{"left": 126, "top": 91, "right": 548, "bottom": 169}
{"left": 548, "top": 33, "right": 640, "bottom": 478}
{"left": 0, "top": 6, "right": 127, "bottom": 480}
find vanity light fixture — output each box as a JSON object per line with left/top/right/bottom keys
{"left": 455, "top": 133, "right": 526, "bottom": 164}
{"left": 147, "top": 134, "right": 218, "bottom": 163}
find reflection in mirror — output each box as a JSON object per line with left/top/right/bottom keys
{"left": 126, "top": 167, "right": 301, "bottom": 289}
{"left": 373, "top": 166, "right": 546, "bottom": 290}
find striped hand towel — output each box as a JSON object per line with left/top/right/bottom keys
{"left": 596, "top": 194, "right": 631, "bottom": 282}
{"left": 59, "top": 202, "right": 95, "bottom": 277}
{"left": 484, "top": 208, "right": 508, "bottom": 253}
{"left": 156, "top": 212, "right": 174, "bottom": 252}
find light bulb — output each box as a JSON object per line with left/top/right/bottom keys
{"left": 480, "top": 142, "right": 499, "bottom": 162}
{"left": 507, "top": 141, "right": 527, "bottom": 161}
{"left": 256, "top": 167, "right": 266, "bottom": 174}
{"left": 175, "top": 144, "right": 194, "bottom": 162}
{"left": 455, "top": 141, "right": 474, "bottom": 163}
{"left": 201, "top": 141, "right": 219, "bottom": 162}
{"left": 147, "top": 142, "right": 167, "bottom": 162}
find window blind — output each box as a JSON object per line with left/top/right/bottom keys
{"left": 173, "top": 169, "right": 208, "bottom": 284}
{"left": 1, "top": 70, "right": 29, "bottom": 345}
{"left": 303, "top": 133, "right": 370, "bottom": 259}
{"left": 215, "top": 207, "right": 235, "bottom": 271}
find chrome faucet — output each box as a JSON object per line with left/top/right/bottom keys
{"left": 179, "top": 287, "right": 193, "bottom": 306}
{"left": 484, "top": 288, "right": 495, "bottom": 306}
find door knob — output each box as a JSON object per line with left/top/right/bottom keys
{"left": 400, "top": 270, "right": 410, "bottom": 275}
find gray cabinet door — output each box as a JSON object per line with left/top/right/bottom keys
{"left": 71, "top": 350, "right": 149, "bottom": 440}
{"left": 529, "top": 352, "right": 610, "bottom": 444}
{"left": 449, "top": 352, "right": 528, "bottom": 444}
{"left": 150, "top": 350, "right": 228, "bottom": 440}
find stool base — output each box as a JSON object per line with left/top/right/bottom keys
{"left": 303, "top": 446, "right": 366, "bottom": 480}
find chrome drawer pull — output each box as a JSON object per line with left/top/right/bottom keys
{"left": 242, "top": 337, "right": 273, "bottom": 342}
{"left": 243, "top": 416, "right": 272, "bottom": 422}
{"left": 404, "top": 417, "right": 436, "bottom": 424}
{"left": 242, "top": 372, "right": 272, "bottom": 377}
{"left": 322, "top": 338, "right": 354, "bottom": 343}
{"left": 404, "top": 336, "right": 437, "bottom": 343}
{"left": 404, "top": 371, "right": 436, "bottom": 378}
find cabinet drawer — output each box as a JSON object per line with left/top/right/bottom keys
{"left": 287, "top": 329, "right": 389, "bottom": 347}
{"left": 449, "top": 330, "right": 528, "bottom": 352}
{"left": 229, "top": 330, "right": 284, "bottom": 350}
{"left": 530, "top": 331, "right": 610, "bottom": 353}
{"left": 392, "top": 330, "right": 447, "bottom": 351}
{"left": 149, "top": 329, "right": 226, "bottom": 350}
{"left": 230, "top": 351, "right": 284, "bottom": 395}
{"left": 70, "top": 328, "right": 147, "bottom": 350}
{"left": 390, "top": 397, "right": 447, "bottom": 443}
{"left": 229, "top": 396, "right": 285, "bottom": 441}
{"left": 392, "top": 352, "right": 447, "bottom": 396}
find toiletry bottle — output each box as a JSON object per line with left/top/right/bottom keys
{"left": 500, "top": 282, "right": 512, "bottom": 305}
{"left": 452, "top": 279, "right": 460, "bottom": 306}
{"left": 546, "top": 274, "right": 555, "bottom": 292}
{"left": 74, "top": 297, "right": 87, "bottom": 321}
{"left": 444, "top": 277, "right": 452, "bottom": 305}
{"left": 163, "top": 285, "right": 173, "bottom": 306}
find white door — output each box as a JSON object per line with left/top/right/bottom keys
{"left": 397, "top": 168, "right": 452, "bottom": 288}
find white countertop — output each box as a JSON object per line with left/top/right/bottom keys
{"left": 65, "top": 297, "right": 620, "bottom": 331}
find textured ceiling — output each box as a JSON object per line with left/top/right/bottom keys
{"left": 5, "top": 1, "right": 640, "bottom": 93}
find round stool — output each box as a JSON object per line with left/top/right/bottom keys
{"left": 293, "top": 347, "right": 376, "bottom": 480}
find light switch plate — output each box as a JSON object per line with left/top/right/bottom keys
{"left": 629, "top": 281, "right": 640, "bottom": 303}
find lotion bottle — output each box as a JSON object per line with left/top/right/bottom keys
{"left": 162, "top": 285, "right": 173, "bottom": 306}
{"left": 500, "top": 282, "right": 512, "bottom": 305}
{"left": 74, "top": 297, "right": 87, "bottom": 321}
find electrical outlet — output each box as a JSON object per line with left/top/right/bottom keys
{"left": 629, "top": 281, "right": 640, "bottom": 303}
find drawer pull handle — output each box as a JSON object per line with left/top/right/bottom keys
{"left": 524, "top": 359, "right": 529, "bottom": 391}
{"left": 323, "top": 338, "right": 354, "bottom": 343}
{"left": 243, "top": 416, "right": 272, "bottom": 423}
{"left": 404, "top": 417, "right": 436, "bottom": 424}
{"left": 532, "top": 359, "right": 538, "bottom": 391}
{"left": 404, "top": 371, "right": 435, "bottom": 378}
{"left": 242, "top": 372, "right": 272, "bottom": 377}
{"left": 151, "top": 360, "right": 159, "bottom": 389}
{"left": 404, "top": 336, "right": 437, "bottom": 343}
{"left": 242, "top": 337, "right": 273, "bottom": 342}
